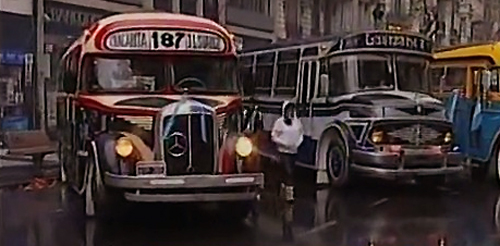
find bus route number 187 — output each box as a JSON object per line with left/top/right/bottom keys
{"left": 151, "top": 31, "right": 224, "bottom": 52}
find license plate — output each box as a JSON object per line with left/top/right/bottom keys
{"left": 136, "top": 161, "right": 166, "bottom": 176}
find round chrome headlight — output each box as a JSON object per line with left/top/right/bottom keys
{"left": 444, "top": 132, "right": 452, "bottom": 143}
{"left": 235, "top": 136, "right": 253, "bottom": 157}
{"left": 115, "top": 138, "right": 134, "bottom": 157}
{"left": 371, "top": 130, "right": 384, "bottom": 144}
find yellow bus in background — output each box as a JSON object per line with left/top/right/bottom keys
{"left": 431, "top": 42, "right": 500, "bottom": 99}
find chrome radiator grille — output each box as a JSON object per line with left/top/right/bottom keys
{"left": 162, "top": 114, "right": 215, "bottom": 175}
{"left": 373, "top": 122, "right": 450, "bottom": 146}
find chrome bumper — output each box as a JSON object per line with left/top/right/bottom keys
{"left": 351, "top": 148, "right": 464, "bottom": 178}
{"left": 104, "top": 172, "right": 264, "bottom": 203}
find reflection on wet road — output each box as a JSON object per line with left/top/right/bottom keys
{"left": 2, "top": 174, "right": 500, "bottom": 246}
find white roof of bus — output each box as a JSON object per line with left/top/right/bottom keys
{"left": 63, "top": 12, "right": 233, "bottom": 58}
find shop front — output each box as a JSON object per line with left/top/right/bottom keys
{"left": 44, "top": 1, "right": 110, "bottom": 131}
{"left": 0, "top": 12, "right": 35, "bottom": 132}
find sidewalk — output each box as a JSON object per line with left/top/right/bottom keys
{"left": 0, "top": 153, "right": 59, "bottom": 188}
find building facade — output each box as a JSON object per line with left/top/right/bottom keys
{"left": 0, "top": 0, "right": 35, "bottom": 131}
{"left": 274, "top": 0, "right": 500, "bottom": 47}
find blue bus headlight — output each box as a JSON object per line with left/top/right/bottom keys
{"left": 444, "top": 132, "right": 452, "bottom": 144}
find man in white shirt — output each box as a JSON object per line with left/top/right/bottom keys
{"left": 271, "top": 101, "right": 304, "bottom": 202}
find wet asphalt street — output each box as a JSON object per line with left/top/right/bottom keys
{"left": 2, "top": 168, "right": 500, "bottom": 246}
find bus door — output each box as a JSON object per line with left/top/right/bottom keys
{"left": 56, "top": 65, "right": 77, "bottom": 183}
{"left": 469, "top": 68, "right": 500, "bottom": 160}
{"left": 297, "top": 59, "right": 319, "bottom": 165}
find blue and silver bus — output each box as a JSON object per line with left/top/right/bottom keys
{"left": 239, "top": 30, "right": 464, "bottom": 187}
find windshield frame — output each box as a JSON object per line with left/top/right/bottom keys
{"left": 78, "top": 53, "right": 241, "bottom": 95}
{"left": 324, "top": 52, "right": 432, "bottom": 97}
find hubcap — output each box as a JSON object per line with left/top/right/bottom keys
{"left": 328, "top": 146, "right": 344, "bottom": 178}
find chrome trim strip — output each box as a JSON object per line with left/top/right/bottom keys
{"left": 104, "top": 172, "right": 264, "bottom": 189}
{"left": 351, "top": 164, "right": 463, "bottom": 176}
{"left": 187, "top": 114, "right": 193, "bottom": 172}
{"left": 124, "top": 192, "right": 258, "bottom": 203}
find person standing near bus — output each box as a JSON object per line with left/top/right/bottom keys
{"left": 271, "top": 101, "right": 304, "bottom": 202}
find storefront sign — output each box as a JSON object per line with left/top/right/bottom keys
{"left": 46, "top": 6, "right": 104, "bottom": 28}
{"left": 105, "top": 29, "right": 226, "bottom": 52}
{"left": 0, "top": 51, "right": 26, "bottom": 65}
{"left": 342, "top": 31, "right": 432, "bottom": 53}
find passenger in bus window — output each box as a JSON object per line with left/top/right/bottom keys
{"left": 271, "top": 102, "right": 304, "bottom": 203}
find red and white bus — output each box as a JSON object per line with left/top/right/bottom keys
{"left": 57, "top": 12, "right": 263, "bottom": 219}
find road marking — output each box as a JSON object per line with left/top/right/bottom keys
{"left": 296, "top": 220, "right": 338, "bottom": 238}
{"left": 369, "top": 198, "right": 389, "bottom": 208}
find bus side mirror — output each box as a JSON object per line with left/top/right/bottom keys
{"left": 481, "top": 70, "right": 492, "bottom": 90}
{"left": 62, "top": 71, "right": 77, "bottom": 93}
{"left": 320, "top": 74, "right": 329, "bottom": 96}
{"left": 243, "top": 107, "right": 263, "bottom": 133}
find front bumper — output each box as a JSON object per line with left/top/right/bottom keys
{"left": 351, "top": 147, "right": 464, "bottom": 178}
{"left": 104, "top": 172, "right": 264, "bottom": 203}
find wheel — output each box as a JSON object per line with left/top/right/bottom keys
{"left": 59, "top": 141, "right": 68, "bottom": 183}
{"left": 326, "top": 134, "right": 350, "bottom": 187}
{"left": 487, "top": 145, "right": 500, "bottom": 186}
{"left": 85, "top": 144, "right": 122, "bottom": 219}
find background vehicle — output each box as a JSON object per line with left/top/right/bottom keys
{"left": 431, "top": 42, "right": 500, "bottom": 100}
{"left": 57, "top": 12, "right": 264, "bottom": 218}
{"left": 445, "top": 66, "right": 500, "bottom": 185}
{"left": 239, "top": 30, "right": 463, "bottom": 187}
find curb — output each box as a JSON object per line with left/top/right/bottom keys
{"left": 0, "top": 166, "right": 60, "bottom": 188}
{"left": 0, "top": 155, "right": 59, "bottom": 167}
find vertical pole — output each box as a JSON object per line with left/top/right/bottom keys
{"left": 353, "top": 0, "right": 359, "bottom": 32}
{"left": 36, "top": 0, "right": 45, "bottom": 130}
{"left": 197, "top": 0, "right": 204, "bottom": 16}
{"left": 142, "top": 0, "right": 154, "bottom": 10}
{"left": 450, "top": 0, "right": 456, "bottom": 44}
{"left": 172, "top": 0, "right": 180, "bottom": 13}
{"left": 218, "top": 0, "right": 226, "bottom": 25}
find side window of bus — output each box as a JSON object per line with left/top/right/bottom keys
{"left": 239, "top": 56, "right": 254, "bottom": 95}
{"left": 318, "top": 60, "right": 330, "bottom": 97}
{"left": 275, "top": 49, "right": 299, "bottom": 96}
{"left": 255, "top": 53, "right": 274, "bottom": 95}
{"left": 490, "top": 69, "right": 500, "bottom": 92}
{"left": 309, "top": 61, "right": 318, "bottom": 100}
{"left": 442, "top": 67, "right": 466, "bottom": 92}
{"left": 61, "top": 53, "right": 78, "bottom": 93}
{"left": 326, "top": 58, "right": 346, "bottom": 97}
{"left": 429, "top": 67, "right": 445, "bottom": 93}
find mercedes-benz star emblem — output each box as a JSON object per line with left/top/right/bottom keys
{"left": 166, "top": 132, "right": 187, "bottom": 157}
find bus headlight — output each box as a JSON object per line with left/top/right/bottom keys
{"left": 115, "top": 138, "right": 134, "bottom": 157}
{"left": 371, "top": 130, "right": 384, "bottom": 144}
{"left": 235, "top": 136, "right": 253, "bottom": 157}
{"left": 444, "top": 132, "right": 452, "bottom": 143}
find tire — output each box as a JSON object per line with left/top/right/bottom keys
{"left": 85, "top": 144, "right": 123, "bottom": 219}
{"left": 487, "top": 146, "right": 500, "bottom": 186}
{"left": 59, "top": 141, "right": 68, "bottom": 183}
{"left": 326, "top": 134, "right": 350, "bottom": 188}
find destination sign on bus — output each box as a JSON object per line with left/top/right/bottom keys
{"left": 342, "top": 32, "right": 432, "bottom": 53}
{"left": 105, "top": 29, "right": 226, "bottom": 52}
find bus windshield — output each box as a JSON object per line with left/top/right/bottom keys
{"left": 82, "top": 55, "right": 239, "bottom": 93}
{"left": 327, "top": 54, "right": 430, "bottom": 96}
